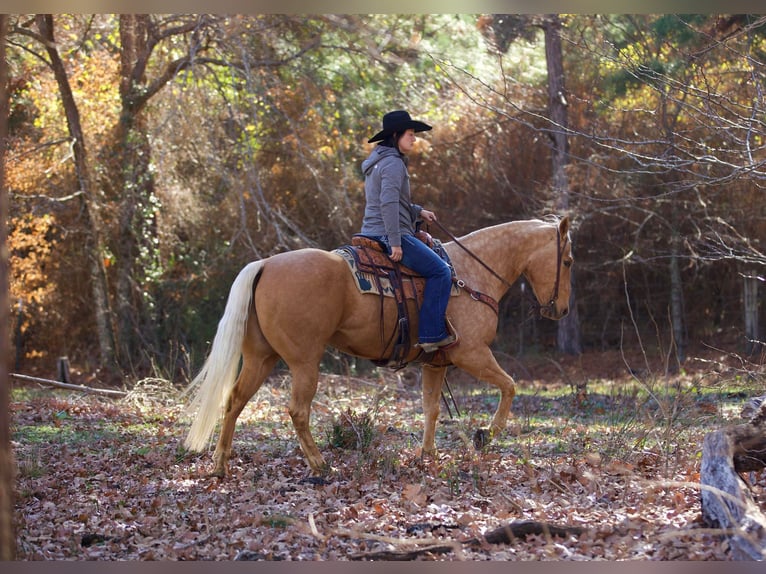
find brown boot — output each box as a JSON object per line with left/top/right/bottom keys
{"left": 415, "top": 320, "right": 459, "bottom": 353}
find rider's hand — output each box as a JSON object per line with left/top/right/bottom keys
{"left": 420, "top": 209, "right": 437, "bottom": 222}
{"left": 390, "top": 246, "right": 403, "bottom": 261}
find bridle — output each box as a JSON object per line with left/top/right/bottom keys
{"left": 533, "top": 226, "right": 568, "bottom": 318}
{"left": 432, "top": 220, "right": 568, "bottom": 318}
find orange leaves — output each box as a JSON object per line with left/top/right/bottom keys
{"left": 369, "top": 498, "right": 388, "bottom": 517}
{"left": 8, "top": 212, "right": 66, "bottom": 362}
{"left": 9, "top": 213, "right": 59, "bottom": 314}
{"left": 402, "top": 483, "right": 428, "bottom": 507}
{"left": 69, "top": 51, "right": 120, "bottom": 146}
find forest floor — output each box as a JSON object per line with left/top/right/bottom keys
{"left": 9, "top": 346, "right": 766, "bottom": 561}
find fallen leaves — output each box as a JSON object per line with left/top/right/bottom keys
{"left": 402, "top": 483, "right": 428, "bottom": 507}
{"left": 10, "top": 373, "right": 757, "bottom": 561}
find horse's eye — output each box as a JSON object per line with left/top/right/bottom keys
{"left": 563, "top": 260, "right": 572, "bottom": 268}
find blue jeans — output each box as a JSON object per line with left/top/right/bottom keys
{"left": 374, "top": 234, "right": 453, "bottom": 343}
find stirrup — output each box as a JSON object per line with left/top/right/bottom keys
{"left": 415, "top": 332, "right": 458, "bottom": 354}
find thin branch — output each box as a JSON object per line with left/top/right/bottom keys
{"left": 10, "top": 373, "right": 126, "bottom": 397}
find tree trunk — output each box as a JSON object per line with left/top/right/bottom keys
{"left": 669, "top": 224, "right": 687, "bottom": 364}
{"left": 0, "top": 13, "right": 16, "bottom": 560}
{"left": 35, "top": 15, "right": 117, "bottom": 368}
{"left": 544, "top": 14, "right": 581, "bottom": 355}
{"left": 700, "top": 406, "right": 766, "bottom": 560}
{"left": 114, "top": 14, "right": 159, "bottom": 365}
{"left": 545, "top": 14, "right": 569, "bottom": 202}
{"left": 107, "top": 14, "right": 217, "bottom": 368}
{"left": 556, "top": 268, "right": 582, "bottom": 355}
{"left": 743, "top": 270, "right": 760, "bottom": 355}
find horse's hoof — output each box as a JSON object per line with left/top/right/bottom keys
{"left": 473, "top": 428, "right": 491, "bottom": 450}
{"left": 418, "top": 446, "right": 437, "bottom": 459}
{"left": 207, "top": 467, "right": 226, "bottom": 480}
{"left": 301, "top": 475, "right": 331, "bottom": 486}
{"left": 308, "top": 460, "right": 331, "bottom": 477}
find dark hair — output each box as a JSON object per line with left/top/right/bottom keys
{"left": 379, "top": 131, "right": 412, "bottom": 149}
{"left": 379, "top": 133, "right": 399, "bottom": 148}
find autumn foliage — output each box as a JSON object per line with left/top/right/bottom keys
{"left": 6, "top": 14, "right": 766, "bottom": 563}
{"left": 3, "top": 14, "right": 765, "bottom": 381}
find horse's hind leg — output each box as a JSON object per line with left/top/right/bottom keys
{"left": 212, "top": 352, "right": 279, "bottom": 478}
{"left": 286, "top": 362, "right": 326, "bottom": 474}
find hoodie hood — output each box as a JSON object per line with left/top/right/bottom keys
{"left": 361, "top": 144, "right": 405, "bottom": 176}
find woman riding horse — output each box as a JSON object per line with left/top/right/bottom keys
{"left": 183, "top": 213, "right": 573, "bottom": 477}
{"left": 361, "top": 110, "right": 456, "bottom": 353}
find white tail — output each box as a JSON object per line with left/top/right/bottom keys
{"left": 183, "top": 260, "right": 265, "bottom": 451}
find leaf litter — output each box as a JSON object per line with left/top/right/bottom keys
{"left": 11, "top": 364, "right": 762, "bottom": 561}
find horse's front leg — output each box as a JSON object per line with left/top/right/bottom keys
{"left": 453, "top": 348, "right": 516, "bottom": 449}
{"left": 421, "top": 365, "right": 447, "bottom": 455}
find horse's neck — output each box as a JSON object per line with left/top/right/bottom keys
{"left": 448, "top": 220, "right": 543, "bottom": 295}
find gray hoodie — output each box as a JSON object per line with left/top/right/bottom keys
{"left": 360, "top": 145, "right": 422, "bottom": 248}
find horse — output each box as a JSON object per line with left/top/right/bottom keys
{"left": 183, "top": 216, "right": 573, "bottom": 477}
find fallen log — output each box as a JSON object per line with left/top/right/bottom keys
{"left": 466, "top": 519, "right": 584, "bottom": 545}
{"left": 9, "top": 372, "right": 127, "bottom": 397}
{"left": 349, "top": 520, "right": 584, "bottom": 560}
{"left": 700, "top": 400, "right": 766, "bottom": 560}
{"left": 350, "top": 543, "right": 457, "bottom": 561}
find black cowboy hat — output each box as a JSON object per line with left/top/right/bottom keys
{"left": 367, "top": 110, "right": 432, "bottom": 143}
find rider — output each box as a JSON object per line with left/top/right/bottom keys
{"left": 360, "top": 110, "right": 456, "bottom": 353}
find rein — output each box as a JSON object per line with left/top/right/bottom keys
{"left": 433, "top": 219, "right": 567, "bottom": 318}
{"left": 431, "top": 220, "right": 513, "bottom": 289}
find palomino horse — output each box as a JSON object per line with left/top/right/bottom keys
{"left": 184, "top": 216, "right": 573, "bottom": 476}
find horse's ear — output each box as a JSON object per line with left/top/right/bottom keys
{"left": 559, "top": 215, "right": 570, "bottom": 236}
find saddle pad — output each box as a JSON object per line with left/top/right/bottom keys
{"left": 334, "top": 246, "right": 460, "bottom": 300}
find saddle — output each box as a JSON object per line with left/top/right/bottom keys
{"left": 334, "top": 232, "right": 456, "bottom": 368}
{"left": 350, "top": 234, "right": 428, "bottom": 298}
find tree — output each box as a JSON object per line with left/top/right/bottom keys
{"left": 5, "top": 14, "right": 765, "bottom": 372}
{"left": 0, "top": 13, "right": 16, "bottom": 560}
{"left": 478, "top": 14, "right": 582, "bottom": 354}
{"left": 109, "top": 14, "right": 227, "bottom": 366}
{"left": 108, "top": 14, "right": 366, "bottom": 366}
{"left": 584, "top": 14, "right": 766, "bottom": 362}
{"left": 29, "top": 15, "right": 116, "bottom": 367}
{"left": 7, "top": 15, "right": 118, "bottom": 368}
{"left": 474, "top": 14, "right": 766, "bottom": 358}
{"left": 543, "top": 14, "right": 582, "bottom": 355}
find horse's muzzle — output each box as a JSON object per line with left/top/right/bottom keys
{"left": 540, "top": 303, "right": 568, "bottom": 320}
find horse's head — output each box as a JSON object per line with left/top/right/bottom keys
{"left": 523, "top": 216, "right": 573, "bottom": 320}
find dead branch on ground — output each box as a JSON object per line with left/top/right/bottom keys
{"left": 700, "top": 398, "right": 766, "bottom": 560}
{"left": 10, "top": 373, "right": 126, "bottom": 397}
